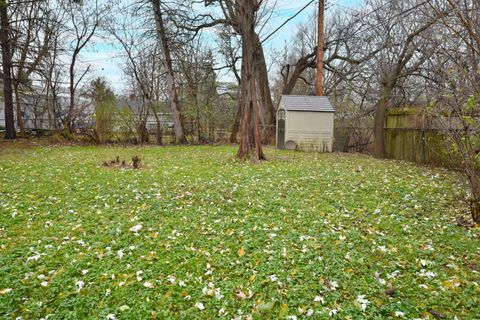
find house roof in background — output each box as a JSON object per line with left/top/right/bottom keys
{"left": 281, "top": 95, "right": 335, "bottom": 113}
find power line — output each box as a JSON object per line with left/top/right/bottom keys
{"left": 261, "top": 0, "right": 317, "bottom": 45}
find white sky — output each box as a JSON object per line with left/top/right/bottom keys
{"left": 78, "top": 0, "right": 362, "bottom": 93}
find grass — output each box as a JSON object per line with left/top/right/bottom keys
{"left": 0, "top": 145, "right": 479, "bottom": 319}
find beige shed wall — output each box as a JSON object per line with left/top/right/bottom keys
{"left": 285, "top": 110, "right": 334, "bottom": 152}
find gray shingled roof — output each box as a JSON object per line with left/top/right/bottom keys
{"left": 281, "top": 95, "right": 335, "bottom": 113}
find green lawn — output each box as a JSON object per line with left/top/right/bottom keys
{"left": 0, "top": 146, "right": 478, "bottom": 319}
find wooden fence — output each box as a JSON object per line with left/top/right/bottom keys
{"left": 384, "top": 108, "right": 465, "bottom": 167}
{"left": 384, "top": 127, "right": 452, "bottom": 166}
{"left": 334, "top": 109, "right": 472, "bottom": 168}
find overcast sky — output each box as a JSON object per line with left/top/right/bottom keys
{"left": 79, "top": 0, "right": 362, "bottom": 93}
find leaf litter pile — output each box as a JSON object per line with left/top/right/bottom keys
{"left": 0, "top": 146, "right": 478, "bottom": 319}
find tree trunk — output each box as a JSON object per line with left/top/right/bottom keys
{"left": 0, "top": 1, "right": 16, "bottom": 140}
{"left": 236, "top": 0, "right": 264, "bottom": 162}
{"left": 151, "top": 0, "right": 186, "bottom": 144}
{"left": 282, "top": 67, "right": 305, "bottom": 95}
{"left": 472, "top": 199, "right": 480, "bottom": 224}
{"left": 466, "top": 165, "right": 480, "bottom": 223}
{"left": 281, "top": 51, "right": 316, "bottom": 95}
{"left": 138, "top": 120, "right": 148, "bottom": 143}
{"left": 229, "top": 90, "right": 242, "bottom": 143}
{"left": 254, "top": 33, "right": 276, "bottom": 142}
{"left": 13, "top": 81, "right": 25, "bottom": 137}
{"left": 156, "top": 122, "right": 163, "bottom": 145}
{"left": 149, "top": 103, "right": 163, "bottom": 146}
{"left": 194, "top": 93, "right": 202, "bottom": 142}
{"left": 66, "top": 54, "right": 77, "bottom": 134}
{"left": 374, "top": 85, "right": 392, "bottom": 159}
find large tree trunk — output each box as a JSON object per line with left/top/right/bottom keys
{"left": 282, "top": 67, "right": 307, "bottom": 95}
{"left": 0, "top": 1, "right": 16, "bottom": 140}
{"left": 281, "top": 52, "right": 316, "bottom": 95}
{"left": 254, "top": 33, "right": 276, "bottom": 142}
{"left": 236, "top": 0, "right": 264, "bottom": 162}
{"left": 151, "top": 0, "right": 187, "bottom": 145}
{"left": 373, "top": 85, "right": 392, "bottom": 159}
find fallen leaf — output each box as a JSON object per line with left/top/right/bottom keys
{"left": 238, "top": 247, "right": 245, "bottom": 257}
{"left": 257, "top": 301, "right": 275, "bottom": 312}
{"left": 236, "top": 289, "right": 253, "bottom": 300}
{"left": 429, "top": 309, "right": 447, "bottom": 319}
{"left": 0, "top": 288, "right": 12, "bottom": 295}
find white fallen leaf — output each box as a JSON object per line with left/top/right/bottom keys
{"left": 119, "top": 305, "right": 130, "bottom": 311}
{"left": 314, "top": 295, "right": 325, "bottom": 304}
{"left": 395, "top": 311, "right": 405, "bottom": 317}
{"left": 0, "top": 288, "right": 13, "bottom": 295}
{"left": 129, "top": 224, "right": 142, "bottom": 232}
{"left": 75, "top": 280, "right": 85, "bottom": 292}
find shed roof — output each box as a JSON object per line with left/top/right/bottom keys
{"left": 281, "top": 95, "right": 335, "bottom": 113}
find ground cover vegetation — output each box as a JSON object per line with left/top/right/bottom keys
{"left": 0, "top": 146, "right": 478, "bottom": 319}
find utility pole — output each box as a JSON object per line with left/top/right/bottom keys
{"left": 316, "top": 0, "right": 324, "bottom": 96}
{"left": 0, "top": 0, "right": 16, "bottom": 139}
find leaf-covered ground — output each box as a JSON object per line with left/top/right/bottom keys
{"left": 0, "top": 146, "right": 479, "bottom": 319}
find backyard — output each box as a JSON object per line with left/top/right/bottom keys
{"left": 0, "top": 146, "right": 479, "bottom": 319}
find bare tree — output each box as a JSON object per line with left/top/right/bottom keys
{"left": 0, "top": 0, "right": 16, "bottom": 139}
{"left": 150, "top": 0, "right": 187, "bottom": 144}
{"left": 427, "top": 0, "right": 480, "bottom": 222}
{"left": 364, "top": 0, "right": 446, "bottom": 158}
{"left": 108, "top": 0, "right": 172, "bottom": 145}
{"left": 10, "top": 0, "right": 53, "bottom": 137}
{"left": 41, "top": 6, "right": 66, "bottom": 131}
{"left": 216, "top": 26, "right": 242, "bottom": 143}
{"left": 62, "top": 0, "right": 107, "bottom": 133}
{"left": 176, "top": 0, "right": 268, "bottom": 160}
{"left": 176, "top": 36, "right": 218, "bottom": 142}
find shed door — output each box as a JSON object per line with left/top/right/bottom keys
{"left": 277, "top": 110, "right": 286, "bottom": 149}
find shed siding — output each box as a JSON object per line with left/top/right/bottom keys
{"left": 285, "top": 111, "right": 334, "bottom": 151}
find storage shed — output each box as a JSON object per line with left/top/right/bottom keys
{"left": 276, "top": 95, "right": 335, "bottom": 151}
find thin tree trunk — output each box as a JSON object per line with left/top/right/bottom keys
{"left": 466, "top": 164, "right": 480, "bottom": 223}
{"left": 150, "top": 104, "right": 163, "bottom": 146}
{"left": 236, "top": 0, "right": 264, "bottom": 162}
{"left": 13, "top": 81, "right": 25, "bottom": 137}
{"left": 66, "top": 51, "right": 80, "bottom": 134}
{"left": 230, "top": 90, "right": 242, "bottom": 143}
{"left": 156, "top": 122, "right": 163, "bottom": 145}
{"left": 194, "top": 93, "right": 202, "bottom": 142}
{"left": 151, "top": 0, "right": 186, "bottom": 144}
{"left": 0, "top": 0, "right": 16, "bottom": 139}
